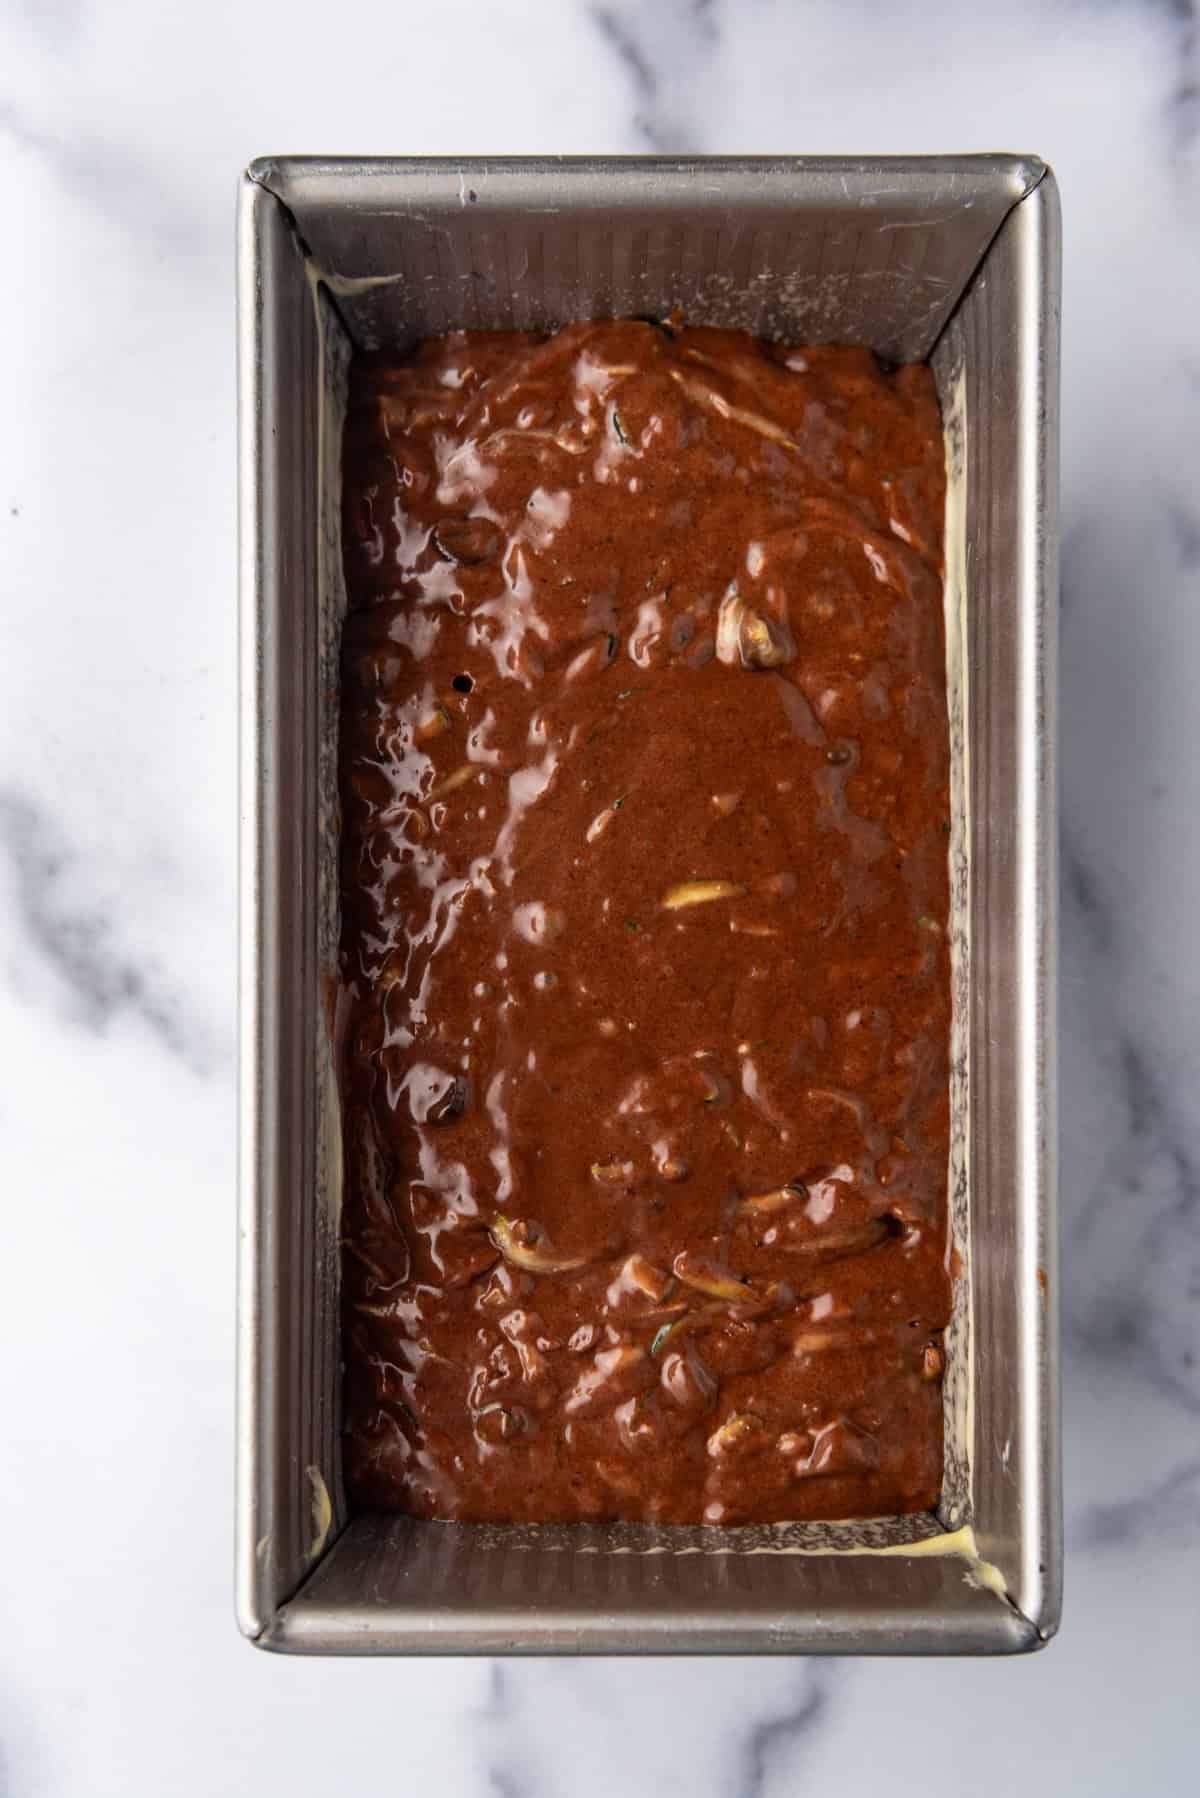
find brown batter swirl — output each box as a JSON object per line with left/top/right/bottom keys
{"left": 338, "top": 319, "right": 951, "bottom": 1525}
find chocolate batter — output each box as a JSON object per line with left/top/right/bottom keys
{"left": 338, "top": 320, "right": 951, "bottom": 1525}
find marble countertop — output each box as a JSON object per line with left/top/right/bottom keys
{"left": 2, "top": 0, "right": 1197, "bottom": 1791}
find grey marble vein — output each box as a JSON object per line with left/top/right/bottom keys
{"left": 589, "top": 0, "right": 716, "bottom": 152}
{"left": 2, "top": 0, "right": 86, "bottom": 49}
{"left": 479, "top": 1659, "right": 844, "bottom": 1798}
{"left": 0, "top": 94, "right": 205, "bottom": 248}
{"left": 1060, "top": 838, "right": 1200, "bottom": 1415}
{"left": 740, "top": 1666, "right": 834, "bottom": 1798}
{"left": 0, "top": 790, "right": 214, "bottom": 1071}
{"left": 476, "top": 1660, "right": 549, "bottom": 1798}
{"left": 590, "top": 4, "right": 671, "bottom": 149}
{"left": 480, "top": 1665, "right": 526, "bottom": 1798}
{"left": 1071, "top": 1456, "right": 1200, "bottom": 1549}
{"left": 1167, "top": 495, "right": 1200, "bottom": 566}
{"left": 1160, "top": 0, "right": 1199, "bottom": 149}
{"left": 1061, "top": 828, "right": 1113, "bottom": 956}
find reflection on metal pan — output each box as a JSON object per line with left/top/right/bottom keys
{"left": 237, "top": 156, "right": 1060, "bottom": 1655}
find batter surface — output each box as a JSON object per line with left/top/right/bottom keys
{"left": 338, "top": 319, "right": 951, "bottom": 1524}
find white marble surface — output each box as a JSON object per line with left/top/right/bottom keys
{"left": 2, "top": 0, "right": 1198, "bottom": 1790}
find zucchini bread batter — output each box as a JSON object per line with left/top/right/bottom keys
{"left": 338, "top": 319, "right": 951, "bottom": 1524}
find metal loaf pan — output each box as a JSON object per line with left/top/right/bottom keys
{"left": 237, "top": 156, "right": 1060, "bottom": 1655}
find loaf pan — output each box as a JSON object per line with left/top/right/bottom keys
{"left": 237, "top": 155, "right": 1060, "bottom": 1654}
